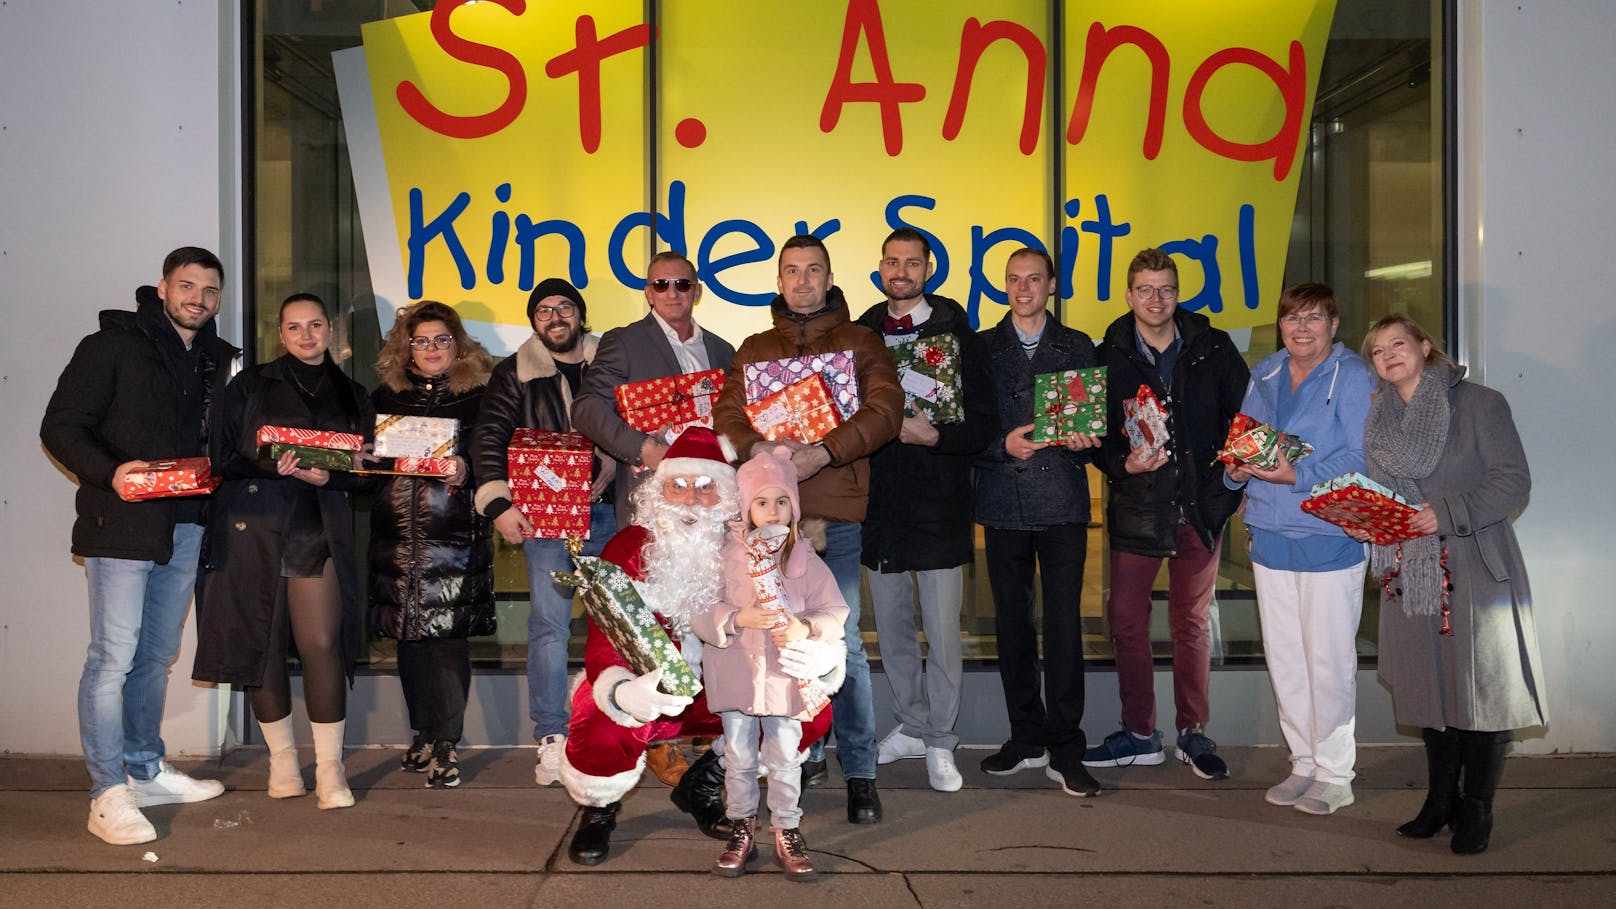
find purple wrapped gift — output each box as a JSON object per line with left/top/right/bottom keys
{"left": 742, "top": 349, "right": 860, "bottom": 420}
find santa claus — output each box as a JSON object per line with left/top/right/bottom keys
{"left": 560, "top": 426, "right": 840, "bottom": 865}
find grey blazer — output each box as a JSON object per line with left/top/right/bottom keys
{"left": 572, "top": 313, "right": 735, "bottom": 522}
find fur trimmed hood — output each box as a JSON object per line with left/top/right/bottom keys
{"left": 514, "top": 331, "right": 599, "bottom": 382}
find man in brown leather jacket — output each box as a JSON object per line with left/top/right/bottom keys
{"left": 712, "top": 234, "right": 904, "bottom": 825}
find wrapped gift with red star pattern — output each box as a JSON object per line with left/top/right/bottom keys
{"left": 255, "top": 425, "right": 364, "bottom": 471}
{"left": 743, "top": 349, "right": 860, "bottom": 420}
{"left": 1031, "top": 366, "right": 1108, "bottom": 443}
{"left": 507, "top": 429, "right": 593, "bottom": 539}
{"left": 1218, "top": 413, "right": 1314, "bottom": 470}
{"left": 1300, "top": 472, "right": 1424, "bottom": 545}
{"left": 119, "top": 457, "right": 221, "bottom": 500}
{"left": 1122, "top": 385, "right": 1169, "bottom": 456}
{"left": 613, "top": 368, "right": 725, "bottom": 434}
{"left": 743, "top": 374, "right": 844, "bottom": 444}
{"left": 891, "top": 334, "right": 963, "bottom": 423}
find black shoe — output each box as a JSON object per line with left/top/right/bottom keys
{"left": 1045, "top": 760, "right": 1101, "bottom": 797}
{"left": 1397, "top": 727, "right": 1460, "bottom": 838}
{"left": 670, "top": 748, "right": 732, "bottom": 839}
{"left": 425, "top": 740, "right": 460, "bottom": 789}
{"left": 568, "top": 802, "right": 619, "bottom": 866}
{"left": 846, "top": 777, "right": 882, "bottom": 824}
{"left": 1450, "top": 797, "right": 1494, "bottom": 855}
{"left": 401, "top": 734, "right": 431, "bottom": 773}
{"left": 801, "top": 758, "right": 829, "bottom": 788}
{"left": 980, "top": 742, "right": 1050, "bottom": 776}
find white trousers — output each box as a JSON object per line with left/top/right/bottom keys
{"left": 1253, "top": 560, "right": 1367, "bottom": 784}
{"left": 721, "top": 711, "right": 806, "bottom": 829}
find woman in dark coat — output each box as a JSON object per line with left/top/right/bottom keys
{"left": 193, "top": 293, "right": 374, "bottom": 810}
{"left": 369, "top": 301, "right": 495, "bottom": 789}
{"left": 1355, "top": 314, "right": 1546, "bottom": 855}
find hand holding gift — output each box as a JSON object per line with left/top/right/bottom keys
{"left": 1122, "top": 385, "right": 1170, "bottom": 461}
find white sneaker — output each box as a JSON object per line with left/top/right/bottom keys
{"left": 128, "top": 761, "right": 225, "bottom": 807}
{"left": 1264, "top": 773, "right": 1314, "bottom": 807}
{"left": 925, "top": 747, "right": 963, "bottom": 792}
{"left": 1294, "top": 780, "right": 1355, "bottom": 816}
{"left": 876, "top": 728, "right": 925, "bottom": 765}
{"left": 88, "top": 784, "right": 156, "bottom": 845}
{"left": 535, "top": 734, "right": 565, "bottom": 787}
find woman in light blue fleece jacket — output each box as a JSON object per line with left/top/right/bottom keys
{"left": 1224, "top": 283, "right": 1374, "bottom": 817}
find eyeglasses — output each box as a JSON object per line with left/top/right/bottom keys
{"left": 533, "top": 302, "right": 576, "bottom": 321}
{"left": 1131, "top": 285, "right": 1178, "bottom": 300}
{"left": 408, "top": 335, "right": 454, "bottom": 350}
{"left": 1281, "top": 312, "right": 1330, "bottom": 327}
{"left": 648, "top": 278, "right": 696, "bottom": 293}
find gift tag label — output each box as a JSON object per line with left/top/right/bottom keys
{"left": 534, "top": 464, "right": 566, "bottom": 492}
{"left": 899, "top": 367, "right": 941, "bottom": 402}
{"left": 753, "top": 401, "right": 791, "bottom": 430}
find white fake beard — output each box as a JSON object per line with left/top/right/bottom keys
{"left": 640, "top": 502, "right": 729, "bottom": 635}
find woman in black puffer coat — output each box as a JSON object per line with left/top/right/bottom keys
{"left": 369, "top": 301, "right": 495, "bottom": 789}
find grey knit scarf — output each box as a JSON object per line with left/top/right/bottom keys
{"left": 1363, "top": 363, "right": 1460, "bottom": 616}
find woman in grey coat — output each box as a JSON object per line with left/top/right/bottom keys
{"left": 1355, "top": 314, "right": 1547, "bottom": 856}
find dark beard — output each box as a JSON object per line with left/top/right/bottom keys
{"left": 540, "top": 325, "right": 579, "bottom": 354}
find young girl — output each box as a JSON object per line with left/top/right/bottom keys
{"left": 692, "top": 445, "right": 848, "bottom": 882}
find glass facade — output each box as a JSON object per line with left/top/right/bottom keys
{"left": 247, "top": 1, "right": 1449, "bottom": 669}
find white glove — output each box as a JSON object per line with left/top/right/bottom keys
{"left": 778, "top": 638, "right": 843, "bottom": 681}
{"left": 611, "top": 667, "right": 693, "bottom": 723}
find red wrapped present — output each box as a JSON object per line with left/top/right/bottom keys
{"left": 1218, "top": 413, "right": 1313, "bottom": 470}
{"left": 1300, "top": 473, "right": 1424, "bottom": 545}
{"left": 1122, "top": 385, "right": 1169, "bottom": 455}
{"left": 743, "top": 350, "right": 860, "bottom": 420}
{"left": 508, "top": 429, "right": 593, "bottom": 539}
{"left": 350, "top": 456, "right": 457, "bottom": 478}
{"left": 743, "top": 374, "right": 844, "bottom": 444}
{"left": 256, "top": 425, "right": 365, "bottom": 471}
{"left": 120, "top": 457, "right": 220, "bottom": 501}
{"left": 613, "top": 368, "right": 725, "bottom": 434}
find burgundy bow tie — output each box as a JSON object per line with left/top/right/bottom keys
{"left": 882, "top": 313, "right": 915, "bottom": 334}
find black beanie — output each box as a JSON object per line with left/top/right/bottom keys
{"left": 527, "top": 278, "right": 587, "bottom": 325}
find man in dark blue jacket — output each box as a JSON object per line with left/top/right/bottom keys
{"left": 41, "top": 247, "right": 236, "bottom": 845}
{"left": 974, "top": 247, "right": 1103, "bottom": 798}
{"left": 1085, "top": 247, "right": 1249, "bottom": 781}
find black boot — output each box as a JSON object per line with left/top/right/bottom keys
{"left": 1451, "top": 730, "right": 1511, "bottom": 855}
{"left": 1397, "top": 727, "right": 1461, "bottom": 838}
{"left": 568, "top": 802, "right": 619, "bottom": 866}
{"left": 670, "top": 748, "right": 732, "bottom": 839}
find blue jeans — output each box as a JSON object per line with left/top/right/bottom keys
{"left": 806, "top": 519, "right": 876, "bottom": 779}
{"left": 524, "top": 501, "right": 617, "bottom": 742}
{"left": 79, "top": 523, "right": 204, "bottom": 796}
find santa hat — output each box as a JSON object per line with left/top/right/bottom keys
{"left": 656, "top": 425, "right": 738, "bottom": 496}
{"left": 736, "top": 444, "right": 808, "bottom": 578}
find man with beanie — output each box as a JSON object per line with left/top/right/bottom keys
{"left": 561, "top": 427, "right": 840, "bottom": 865}
{"left": 853, "top": 228, "right": 996, "bottom": 793}
{"left": 41, "top": 246, "right": 235, "bottom": 845}
{"left": 471, "top": 278, "right": 618, "bottom": 788}
{"left": 712, "top": 234, "right": 905, "bottom": 825}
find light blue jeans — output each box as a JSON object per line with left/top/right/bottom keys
{"left": 79, "top": 523, "right": 204, "bottom": 796}
{"left": 806, "top": 519, "right": 876, "bottom": 779}
{"left": 524, "top": 501, "right": 616, "bottom": 742}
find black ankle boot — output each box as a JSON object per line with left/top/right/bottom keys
{"left": 1397, "top": 727, "right": 1461, "bottom": 838}
{"left": 1451, "top": 730, "right": 1511, "bottom": 855}
{"left": 670, "top": 748, "right": 732, "bottom": 839}
{"left": 568, "top": 802, "right": 619, "bottom": 866}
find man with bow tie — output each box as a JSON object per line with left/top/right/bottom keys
{"left": 852, "top": 228, "right": 996, "bottom": 793}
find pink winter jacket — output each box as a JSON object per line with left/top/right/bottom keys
{"left": 691, "top": 524, "right": 849, "bottom": 721}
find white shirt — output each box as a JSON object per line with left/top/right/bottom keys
{"left": 650, "top": 310, "right": 712, "bottom": 373}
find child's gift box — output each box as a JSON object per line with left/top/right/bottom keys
{"left": 891, "top": 334, "right": 963, "bottom": 423}
{"left": 551, "top": 541, "right": 701, "bottom": 697}
{"left": 256, "top": 425, "right": 364, "bottom": 471}
{"left": 743, "top": 349, "right": 860, "bottom": 421}
{"left": 1122, "top": 385, "right": 1170, "bottom": 456}
{"left": 1031, "top": 367, "right": 1108, "bottom": 443}
{"left": 1218, "top": 413, "right": 1314, "bottom": 470}
{"left": 373, "top": 414, "right": 458, "bottom": 458}
{"left": 1300, "top": 472, "right": 1425, "bottom": 545}
{"left": 507, "top": 429, "right": 592, "bottom": 539}
{"left": 743, "top": 374, "right": 844, "bottom": 444}
{"left": 613, "top": 368, "right": 725, "bottom": 434}
{"left": 120, "top": 457, "right": 220, "bottom": 500}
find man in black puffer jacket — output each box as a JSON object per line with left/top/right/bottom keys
{"left": 41, "top": 247, "right": 237, "bottom": 845}
{"left": 1084, "top": 247, "right": 1248, "bottom": 782}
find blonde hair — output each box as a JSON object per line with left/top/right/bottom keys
{"left": 1360, "top": 313, "right": 1453, "bottom": 368}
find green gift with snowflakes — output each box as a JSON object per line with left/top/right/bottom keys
{"left": 551, "top": 539, "right": 701, "bottom": 697}
{"left": 891, "top": 333, "right": 963, "bottom": 423}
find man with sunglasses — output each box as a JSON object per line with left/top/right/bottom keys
{"left": 1084, "top": 247, "right": 1249, "bottom": 782}
{"left": 573, "top": 252, "right": 736, "bottom": 526}
{"left": 471, "top": 278, "right": 619, "bottom": 789}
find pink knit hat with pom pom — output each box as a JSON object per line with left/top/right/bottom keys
{"left": 736, "top": 444, "right": 807, "bottom": 577}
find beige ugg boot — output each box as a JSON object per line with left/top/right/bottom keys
{"left": 258, "top": 716, "right": 306, "bottom": 799}
{"left": 310, "top": 720, "right": 354, "bottom": 809}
